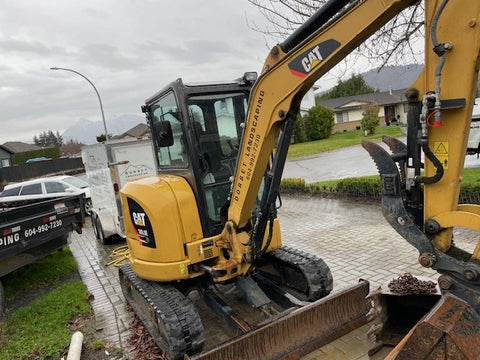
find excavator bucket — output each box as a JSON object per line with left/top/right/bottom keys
{"left": 367, "top": 274, "right": 442, "bottom": 355}
{"left": 186, "top": 280, "right": 371, "bottom": 360}
{"left": 385, "top": 293, "right": 480, "bottom": 359}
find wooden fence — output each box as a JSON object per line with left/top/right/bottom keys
{"left": 0, "top": 157, "right": 84, "bottom": 185}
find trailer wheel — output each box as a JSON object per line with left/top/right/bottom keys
{"left": 0, "top": 280, "right": 4, "bottom": 315}
{"left": 93, "top": 216, "right": 109, "bottom": 245}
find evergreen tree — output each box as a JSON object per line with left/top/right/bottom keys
{"left": 318, "top": 74, "right": 375, "bottom": 100}
{"left": 361, "top": 105, "right": 380, "bottom": 135}
{"left": 293, "top": 114, "right": 308, "bottom": 143}
{"left": 304, "top": 105, "right": 334, "bottom": 141}
{"left": 33, "top": 130, "right": 64, "bottom": 147}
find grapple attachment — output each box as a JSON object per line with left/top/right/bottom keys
{"left": 186, "top": 280, "right": 371, "bottom": 360}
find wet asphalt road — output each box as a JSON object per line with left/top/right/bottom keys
{"left": 283, "top": 137, "right": 480, "bottom": 183}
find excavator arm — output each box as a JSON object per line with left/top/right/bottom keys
{"left": 215, "top": 0, "right": 419, "bottom": 281}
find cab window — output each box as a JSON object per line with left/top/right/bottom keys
{"left": 151, "top": 92, "right": 188, "bottom": 168}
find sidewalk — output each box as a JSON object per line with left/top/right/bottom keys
{"left": 69, "top": 219, "right": 132, "bottom": 349}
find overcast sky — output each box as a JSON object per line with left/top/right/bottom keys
{"left": 0, "top": 0, "right": 351, "bottom": 145}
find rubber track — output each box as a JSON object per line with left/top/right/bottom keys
{"left": 119, "top": 264, "right": 204, "bottom": 360}
{"left": 260, "top": 245, "right": 333, "bottom": 301}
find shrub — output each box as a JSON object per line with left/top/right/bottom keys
{"left": 281, "top": 176, "right": 480, "bottom": 205}
{"left": 280, "top": 178, "right": 306, "bottom": 191}
{"left": 293, "top": 114, "right": 308, "bottom": 143}
{"left": 361, "top": 105, "right": 380, "bottom": 135}
{"left": 12, "top": 147, "right": 61, "bottom": 164}
{"left": 305, "top": 105, "right": 334, "bottom": 141}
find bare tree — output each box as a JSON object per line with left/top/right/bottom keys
{"left": 246, "top": 0, "right": 424, "bottom": 70}
{"left": 62, "top": 139, "right": 85, "bottom": 157}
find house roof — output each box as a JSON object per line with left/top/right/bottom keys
{"left": 1, "top": 141, "right": 42, "bottom": 153}
{"left": 0, "top": 145, "right": 14, "bottom": 154}
{"left": 111, "top": 123, "right": 150, "bottom": 140}
{"left": 318, "top": 88, "right": 408, "bottom": 111}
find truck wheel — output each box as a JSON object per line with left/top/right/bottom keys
{"left": 94, "top": 216, "right": 109, "bottom": 245}
{"left": 0, "top": 280, "right": 4, "bottom": 315}
{"left": 84, "top": 198, "right": 93, "bottom": 216}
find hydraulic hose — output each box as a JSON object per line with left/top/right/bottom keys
{"left": 416, "top": 139, "right": 444, "bottom": 184}
{"left": 280, "top": 0, "right": 351, "bottom": 53}
{"left": 430, "top": 0, "right": 450, "bottom": 126}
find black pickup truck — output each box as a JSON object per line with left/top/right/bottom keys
{"left": 0, "top": 194, "right": 85, "bottom": 313}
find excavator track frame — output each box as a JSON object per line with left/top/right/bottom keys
{"left": 119, "top": 264, "right": 205, "bottom": 360}
{"left": 255, "top": 245, "right": 333, "bottom": 301}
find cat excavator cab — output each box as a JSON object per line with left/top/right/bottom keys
{"left": 119, "top": 0, "right": 480, "bottom": 358}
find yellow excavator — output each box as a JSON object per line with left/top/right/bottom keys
{"left": 119, "top": 0, "right": 480, "bottom": 358}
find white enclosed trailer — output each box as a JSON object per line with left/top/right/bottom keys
{"left": 81, "top": 137, "right": 156, "bottom": 243}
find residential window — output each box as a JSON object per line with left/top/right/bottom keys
{"left": 336, "top": 112, "right": 349, "bottom": 123}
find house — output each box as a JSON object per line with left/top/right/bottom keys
{"left": 0, "top": 145, "right": 14, "bottom": 168}
{"left": 0, "top": 142, "right": 42, "bottom": 168}
{"left": 300, "top": 86, "right": 319, "bottom": 116}
{"left": 110, "top": 123, "right": 151, "bottom": 140}
{"left": 317, "top": 88, "right": 408, "bottom": 133}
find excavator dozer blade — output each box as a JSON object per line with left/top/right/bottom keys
{"left": 385, "top": 293, "right": 480, "bottom": 360}
{"left": 186, "top": 280, "right": 371, "bottom": 360}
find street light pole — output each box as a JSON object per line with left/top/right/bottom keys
{"left": 50, "top": 67, "right": 108, "bottom": 142}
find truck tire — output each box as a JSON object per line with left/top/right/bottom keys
{"left": 93, "top": 215, "right": 109, "bottom": 245}
{"left": 0, "top": 280, "right": 4, "bottom": 315}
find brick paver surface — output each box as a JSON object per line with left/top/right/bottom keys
{"left": 68, "top": 194, "right": 479, "bottom": 358}
{"left": 69, "top": 224, "right": 132, "bottom": 348}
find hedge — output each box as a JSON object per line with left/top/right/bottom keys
{"left": 12, "top": 147, "right": 61, "bottom": 164}
{"left": 280, "top": 177, "right": 480, "bottom": 204}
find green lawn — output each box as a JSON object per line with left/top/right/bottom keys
{"left": 287, "top": 126, "right": 404, "bottom": 159}
{"left": 0, "top": 281, "right": 91, "bottom": 360}
{"left": 2, "top": 248, "right": 78, "bottom": 301}
{"left": 462, "top": 167, "right": 480, "bottom": 183}
{"left": 0, "top": 248, "right": 92, "bottom": 360}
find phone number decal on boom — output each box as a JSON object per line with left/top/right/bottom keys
{"left": 24, "top": 219, "right": 63, "bottom": 238}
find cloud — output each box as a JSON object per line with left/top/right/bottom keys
{"left": 0, "top": 0, "right": 279, "bottom": 144}
{"left": 77, "top": 43, "right": 143, "bottom": 71}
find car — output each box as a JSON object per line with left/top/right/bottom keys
{"left": 0, "top": 175, "right": 92, "bottom": 215}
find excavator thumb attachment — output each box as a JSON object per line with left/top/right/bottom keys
{"left": 385, "top": 293, "right": 480, "bottom": 359}
{"left": 186, "top": 280, "right": 371, "bottom": 360}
